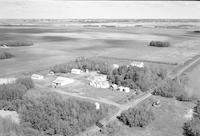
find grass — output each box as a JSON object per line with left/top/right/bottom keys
{"left": 94, "top": 96, "right": 194, "bottom": 136}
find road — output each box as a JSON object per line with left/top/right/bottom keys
{"left": 168, "top": 55, "right": 200, "bottom": 79}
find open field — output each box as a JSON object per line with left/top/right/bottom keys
{"left": 184, "top": 63, "right": 200, "bottom": 98}
{"left": 0, "top": 25, "right": 200, "bottom": 77}
{"left": 95, "top": 96, "right": 194, "bottom": 136}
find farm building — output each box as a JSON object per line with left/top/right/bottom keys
{"left": 111, "top": 84, "right": 118, "bottom": 90}
{"left": 0, "top": 78, "right": 16, "bottom": 85}
{"left": 118, "top": 86, "right": 130, "bottom": 93}
{"left": 52, "top": 77, "right": 74, "bottom": 87}
{"left": 131, "top": 61, "right": 144, "bottom": 68}
{"left": 31, "top": 74, "right": 44, "bottom": 80}
{"left": 71, "top": 69, "right": 83, "bottom": 74}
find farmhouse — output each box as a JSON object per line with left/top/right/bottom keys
{"left": 0, "top": 78, "right": 16, "bottom": 85}
{"left": 31, "top": 74, "right": 44, "bottom": 80}
{"left": 131, "top": 61, "right": 144, "bottom": 68}
{"left": 71, "top": 69, "right": 83, "bottom": 74}
{"left": 52, "top": 76, "right": 74, "bottom": 87}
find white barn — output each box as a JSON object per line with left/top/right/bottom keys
{"left": 0, "top": 78, "right": 16, "bottom": 85}
{"left": 71, "top": 69, "right": 83, "bottom": 74}
{"left": 31, "top": 74, "right": 44, "bottom": 80}
{"left": 52, "top": 77, "right": 74, "bottom": 87}
{"left": 131, "top": 61, "right": 144, "bottom": 68}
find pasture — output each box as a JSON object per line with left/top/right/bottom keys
{"left": 0, "top": 26, "right": 200, "bottom": 77}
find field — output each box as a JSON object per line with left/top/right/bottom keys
{"left": 96, "top": 96, "right": 194, "bottom": 136}
{"left": 0, "top": 25, "right": 200, "bottom": 77}
{"left": 184, "top": 63, "right": 200, "bottom": 98}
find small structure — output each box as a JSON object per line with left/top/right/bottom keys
{"left": 111, "top": 84, "right": 118, "bottom": 90}
{"left": 85, "top": 69, "right": 89, "bottom": 73}
{"left": 113, "top": 64, "right": 119, "bottom": 69}
{"left": 71, "top": 69, "right": 83, "bottom": 74}
{"left": 124, "top": 87, "right": 130, "bottom": 93}
{"left": 152, "top": 99, "right": 161, "bottom": 107}
{"left": 48, "top": 71, "right": 54, "bottom": 76}
{"left": 52, "top": 77, "right": 74, "bottom": 87}
{"left": 118, "top": 86, "right": 124, "bottom": 92}
{"left": 95, "top": 102, "right": 100, "bottom": 110}
{"left": 131, "top": 61, "right": 144, "bottom": 68}
{"left": 31, "top": 74, "right": 44, "bottom": 80}
{"left": 0, "top": 78, "right": 16, "bottom": 85}
{"left": 118, "top": 86, "right": 130, "bottom": 93}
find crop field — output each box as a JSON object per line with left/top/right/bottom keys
{"left": 0, "top": 26, "right": 200, "bottom": 77}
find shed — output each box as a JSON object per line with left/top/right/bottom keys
{"left": 52, "top": 77, "right": 74, "bottom": 87}
{"left": 124, "top": 87, "right": 130, "bottom": 93}
{"left": 31, "top": 74, "right": 44, "bottom": 80}
{"left": 131, "top": 61, "right": 144, "bottom": 68}
{"left": 0, "top": 78, "right": 16, "bottom": 85}
{"left": 71, "top": 69, "right": 83, "bottom": 74}
{"left": 111, "top": 84, "right": 118, "bottom": 90}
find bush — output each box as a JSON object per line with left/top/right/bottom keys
{"left": 183, "top": 101, "right": 200, "bottom": 136}
{"left": 153, "top": 77, "right": 191, "bottom": 101}
{"left": 149, "top": 41, "right": 170, "bottom": 47}
{"left": 0, "top": 77, "right": 34, "bottom": 111}
{"left": 16, "top": 77, "right": 34, "bottom": 90}
{"left": 108, "top": 66, "right": 166, "bottom": 92}
{"left": 20, "top": 93, "right": 108, "bottom": 136}
{"left": 0, "top": 40, "right": 34, "bottom": 47}
{"left": 0, "top": 52, "right": 14, "bottom": 59}
{"left": 51, "top": 57, "right": 111, "bottom": 75}
{"left": 117, "top": 107, "right": 154, "bottom": 127}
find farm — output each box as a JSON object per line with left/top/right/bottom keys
{"left": 1, "top": 19, "right": 200, "bottom": 136}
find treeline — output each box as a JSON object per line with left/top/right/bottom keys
{"left": 117, "top": 106, "right": 154, "bottom": 127}
{"left": 148, "top": 41, "right": 170, "bottom": 47}
{"left": 51, "top": 57, "right": 111, "bottom": 74}
{"left": 0, "top": 40, "right": 34, "bottom": 47}
{"left": 1, "top": 92, "right": 108, "bottom": 136}
{"left": 19, "top": 93, "right": 108, "bottom": 136}
{"left": 0, "top": 51, "right": 14, "bottom": 59}
{"left": 0, "top": 77, "right": 34, "bottom": 111}
{"left": 108, "top": 65, "right": 167, "bottom": 92}
{"left": 153, "top": 77, "right": 193, "bottom": 102}
{"left": 183, "top": 100, "right": 200, "bottom": 136}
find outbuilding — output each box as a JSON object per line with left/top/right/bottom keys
{"left": 131, "top": 61, "right": 144, "bottom": 68}
{"left": 52, "top": 77, "right": 74, "bottom": 87}
{"left": 71, "top": 69, "right": 83, "bottom": 74}
{"left": 31, "top": 74, "right": 44, "bottom": 80}
{"left": 0, "top": 78, "right": 16, "bottom": 85}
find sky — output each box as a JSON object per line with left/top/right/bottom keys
{"left": 0, "top": 0, "right": 200, "bottom": 19}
